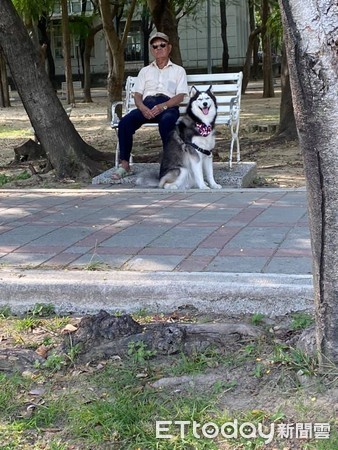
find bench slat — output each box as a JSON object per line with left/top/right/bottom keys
{"left": 186, "top": 73, "right": 242, "bottom": 82}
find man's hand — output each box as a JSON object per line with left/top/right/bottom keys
{"left": 140, "top": 105, "right": 156, "bottom": 119}
{"left": 140, "top": 103, "right": 164, "bottom": 119}
{"left": 150, "top": 104, "right": 165, "bottom": 117}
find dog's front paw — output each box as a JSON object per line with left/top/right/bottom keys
{"left": 210, "top": 183, "right": 222, "bottom": 189}
{"left": 164, "top": 183, "right": 178, "bottom": 190}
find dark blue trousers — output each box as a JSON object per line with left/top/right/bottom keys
{"left": 117, "top": 95, "right": 180, "bottom": 162}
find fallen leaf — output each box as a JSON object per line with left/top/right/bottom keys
{"left": 35, "top": 345, "right": 49, "bottom": 359}
{"left": 61, "top": 324, "right": 78, "bottom": 333}
{"left": 40, "top": 428, "right": 63, "bottom": 433}
{"left": 29, "top": 388, "right": 46, "bottom": 396}
{"left": 136, "top": 372, "right": 148, "bottom": 378}
{"left": 32, "top": 327, "right": 46, "bottom": 335}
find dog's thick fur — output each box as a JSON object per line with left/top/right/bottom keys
{"left": 159, "top": 86, "right": 221, "bottom": 190}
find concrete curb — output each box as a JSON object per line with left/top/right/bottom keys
{"left": 0, "top": 270, "right": 314, "bottom": 317}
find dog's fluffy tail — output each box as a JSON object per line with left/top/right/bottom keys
{"left": 135, "top": 169, "right": 159, "bottom": 187}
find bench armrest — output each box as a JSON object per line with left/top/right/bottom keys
{"left": 229, "top": 96, "right": 240, "bottom": 123}
{"left": 111, "top": 101, "right": 123, "bottom": 128}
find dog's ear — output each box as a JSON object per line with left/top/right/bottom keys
{"left": 206, "top": 85, "right": 213, "bottom": 93}
{"left": 190, "top": 85, "right": 199, "bottom": 97}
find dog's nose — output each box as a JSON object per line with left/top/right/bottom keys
{"left": 203, "top": 102, "right": 208, "bottom": 107}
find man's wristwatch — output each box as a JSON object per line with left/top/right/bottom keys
{"left": 162, "top": 104, "right": 168, "bottom": 111}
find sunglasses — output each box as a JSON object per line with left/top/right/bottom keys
{"left": 152, "top": 43, "right": 167, "bottom": 49}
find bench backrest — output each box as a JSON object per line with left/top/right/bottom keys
{"left": 123, "top": 72, "right": 243, "bottom": 125}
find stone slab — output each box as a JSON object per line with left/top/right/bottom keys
{"left": 92, "top": 162, "right": 257, "bottom": 189}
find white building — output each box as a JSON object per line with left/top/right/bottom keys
{"left": 50, "top": 0, "right": 249, "bottom": 78}
{"left": 178, "top": 0, "right": 249, "bottom": 70}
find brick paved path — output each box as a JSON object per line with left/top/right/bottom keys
{"left": 0, "top": 188, "right": 311, "bottom": 275}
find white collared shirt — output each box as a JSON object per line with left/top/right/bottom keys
{"left": 133, "top": 60, "right": 189, "bottom": 99}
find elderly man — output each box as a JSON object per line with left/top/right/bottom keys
{"left": 112, "top": 32, "right": 189, "bottom": 180}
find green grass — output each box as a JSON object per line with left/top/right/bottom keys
{"left": 0, "top": 308, "right": 337, "bottom": 449}
{"left": 250, "top": 313, "right": 265, "bottom": 326}
{"left": 1, "top": 361, "right": 336, "bottom": 449}
{"left": 14, "top": 316, "right": 42, "bottom": 332}
{"left": 67, "top": 363, "right": 227, "bottom": 448}
{"left": 0, "top": 305, "right": 12, "bottom": 318}
{"left": 0, "top": 125, "right": 32, "bottom": 139}
{"left": 84, "top": 260, "right": 112, "bottom": 271}
{"left": 291, "top": 312, "right": 315, "bottom": 330}
{"left": 0, "top": 171, "right": 31, "bottom": 187}
{"left": 29, "top": 303, "right": 56, "bottom": 317}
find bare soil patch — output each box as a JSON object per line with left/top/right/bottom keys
{"left": 0, "top": 87, "right": 305, "bottom": 189}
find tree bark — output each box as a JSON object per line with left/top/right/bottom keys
{"left": 220, "top": 0, "right": 229, "bottom": 72}
{"left": 61, "top": 0, "right": 75, "bottom": 105}
{"left": 0, "top": 0, "right": 113, "bottom": 180}
{"left": 248, "top": 0, "right": 260, "bottom": 80}
{"left": 83, "top": 24, "right": 103, "bottom": 103}
{"left": 98, "top": 0, "right": 136, "bottom": 119}
{"left": 38, "top": 14, "right": 57, "bottom": 89}
{"left": 0, "top": 46, "right": 10, "bottom": 107}
{"left": 63, "top": 311, "right": 262, "bottom": 364}
{"left": 261, "top": 0, "right": 274, "bottom": 98}
{"left": 279, "top": 0, "right": 338, "bottom": 365}
{"left": 242, "top": 27, "right": 261, "bottom": 94}
{"left": 275, "top": 43, "right": 297, "bottom": 140}
{"left": 141, "top": 5, "right": 153, "bottom": 66}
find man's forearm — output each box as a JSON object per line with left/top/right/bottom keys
{"left": 134, "top": 93, "right": 145, "bottom": 110}
{"left": 163, "top": 93, "right": 185, "bottom": 109}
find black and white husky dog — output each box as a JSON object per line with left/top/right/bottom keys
{"left": 159, "top": 86, "right": 222, "bottom": 190}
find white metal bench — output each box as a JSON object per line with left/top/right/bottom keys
{"left": 111, "top": 72, "right": 243, "bottom": 168}
{"left": 60, "top": 80, "right": 83, "bottom": 99}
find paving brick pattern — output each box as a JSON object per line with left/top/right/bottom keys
{"left": 0, "top": 189, "right": 312, "bottom": 274}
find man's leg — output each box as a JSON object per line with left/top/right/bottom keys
{"left": 158, "top": 107, "right": 180, "bottom": 147}
{"left": 117, "top": 108, "right": 147, "bottom": 171}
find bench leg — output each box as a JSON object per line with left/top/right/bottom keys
{"left": 229, "top": 139, "right": 234, "bottom": 169}
{"left": 115, "top": 142, "right": 120, "bottom": 168}
{"left": 229, "top": 120, "right": 241, "bottom": 169}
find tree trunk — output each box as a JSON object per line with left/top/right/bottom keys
{"left": 220, "top": 0, "right": 229, "bottom": 72}
{"left": 147, "top": 0, "right": 182, "bottom": 65}
{"left": 75, "top": 1, "right": 103, "bottom": 104}
{"left": 38, "top": 14, "right": 57, "bottom": 89}
{"left": 242, "top": 27, "right": 261, "bottom": 94}
{"left": 98, "top": 0, "right": 136, "bottom": 120}
{"left": 61, "top": 0, "right": 75, "bottom": 104}
{"left": 261, "top": 0, "right": 274, "bottom": 98}
{"left": 141, "top": 6, "right": 153, "bottom": 66}
{"left": 279, "top": 0, "right": 338, "bottom": 366}
{"left": 0, "top": 46, "right": 10, "bottom": 107}
{"left": 248, "top": 0, "right": 260, "bottom": 80}
{"left": 275, "top": 43, "right": 297, "bottom": 140}
{"left": 0, "top": 0, "right": 113, "bottom": 180}
{"left": 83, "top": 32, "right": 93, "bottom": 103}
{"left": 83, "top": 25, "right": 103, "bottom": 103}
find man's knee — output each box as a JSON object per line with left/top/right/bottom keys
{"left": 161, "top": 110, "right": 179, "bottom": 127}
{"left": 119, "top": 110, "right": 144, "bottom": 134}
